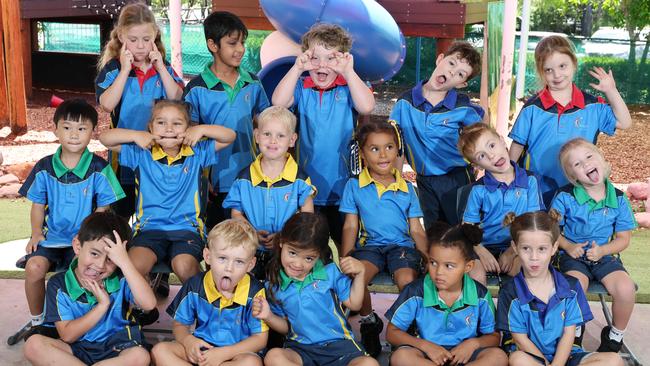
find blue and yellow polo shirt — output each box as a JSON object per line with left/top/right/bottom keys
{"left": 551, "top": 180, "right": 637, "bottom": 247}
{"left": 44, "top": 258, "right": 138, "bottom": 343}
{"left": 386, "top": 273, "right": 495, "bottom": 347}
{"left": 389, "top": 81, "right": 484, "bottom": 176}
{"left": 268, "top": 260, "right": 360, "bottom": 346}
{"left": 496, "top": 267, "right": 593, "bottom": 361}
{"left": 339, "top": 168, "right": 422, "bottom": 247}
{"left": 119, "top": 140, "right": 218, "bottom": 236}
{"left": 183, "top": 63, "right": 269, "bottom": 192}
{"left": 223, "top": 154, "right": 315, "bottom": 248}
{"left": 509, "top": 85, "right": 617, "bottom": 197}
{"left": 463, "top": 163, "right": 545, "bottom": 246}
{"left": 19, "top": 148, "right": 125, "bottom": 248}
{"left": 167, "top": 271, "right": 267, "bottom": 346}
{"left": 292, "top": 75, "right": 359, "bottom": 206}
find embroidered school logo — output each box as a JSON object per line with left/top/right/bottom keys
{"left": 515, "top": 189, "right": 521, "bottom": 198}
{"left": 82, "top": 188, "right": 88, "bottom": 196}
{"left": 284, "top": 193, "right": 291, "bottom": 202}
{"left": 574, "top": 117, "right": 582, "bottom": 128}
{"left": 312, "top": 280, "right": 320, "bottom": 290}
{"left": 156, "top": 80, "right": 161, "bottom": 88}
{"left": 183, "top": 166, "right": 189, "bottom": 174}
{"left": 603, "top": 208, "right": 609, "bottom": 216}
{"left": 245, "top": 92, "right": 251, "bottom": 102}
{"left": 465, "top": 314, "right": 474, "bottom": 327}
{"left": 561, "top": 311, "right": 565, "bottom": 320}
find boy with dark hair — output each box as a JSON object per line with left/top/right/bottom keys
{"left": 23, "top": 212, "right": 156, "bottom": 366}
{"left": 389, "top": 41, "right": 484, "bottom": 229}
{"left": 184, "top": 10, "right": 270, "bottom": 230}
{"left": 19, "top": 98, "right": 125, "bottom": 334}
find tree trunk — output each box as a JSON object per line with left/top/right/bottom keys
{"left": 581, "top": 4, "right": 593, "bottom": 38}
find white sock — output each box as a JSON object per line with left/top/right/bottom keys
{"left": 575, "top": 325, "right": 582, "bottom": 338}
{"left": 360, "top": 312, "right": 377, "bottom": 324}
{"left": 609, "top": 326, "right": 625, "bottom": 342}
{"left": 30, "top": 312, "right": 44, "bottom": 326}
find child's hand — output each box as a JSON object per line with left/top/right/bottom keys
{"left": 498, "top": 247, "right": 517, "bottom": 274}
{"left": 585, "top": 241, "right": 604, "bottom": 262}
{"left": 119, "top": 42, "right": 134, "bottom": 72}
{"left": 198, "top": 346, "right": 229, "bottom": 366}
{"left": 449, "top": 338, "right": 479, "bottom": 365}
{"left": 474, "top": 245, "right": 500, "bottom": 274}
{"left": 182, "top": 335, "right": 213, "bottom": 364}
{"left": 589, "top": 67, "right": 618, "bottom": 94}
{"left": 252, "top": 295, "right": 271, "bottom": 320}
{"left": 258, "top": 230, "right": 275, "bottom": 250}
{"left": 148, "top": 40, "right": 164, "bottom": 71}
{"left": 25, "top": 233, "right": 44, "bottom": 254}
{"left": 566, "top": 241, "right": 589, "bottom": 259}
{"left": 421, "top": 342, "right": 452, "bottom": 366}
{"left": 102, "top": 230, "right": 129, "bottom": 269}
{"left": 79, "top": 278, "right": 110, "bottom": 306}
{"left": 340, "top": 256, "right": 365, "bottom": 277}
{"left": 295, "top": 49, "right": 317, "bottom": 72}
{"left": 178, "top": 126, "right": 204, "bottom": 147}
{"left": 331, "top": 52, "right": 354, "bottom": 77}
{"left": 134, "top": 131, "right": 158, "bottom": 150}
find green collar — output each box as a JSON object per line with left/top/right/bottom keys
{"left": 573, "top": 179, "right": 618, "bottom": 211}
{"left": 200, "top": 63, "right": 253, "bottom": 102}
{"left": 423, "top": 273, "right": 478, "bottom": 309}
{"left": 52, "top": 147, "right": 92, "bottom": 179}
{"left": 64, "top": 258, "right": 120, "bottom": 305}
{"left": 280, "top": 259, "right": 328, "bottom": 291}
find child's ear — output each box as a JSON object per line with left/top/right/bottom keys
{"left": 464, "top": 258, "right": 475, "bottom": 273}
{"left": 253, "top": 128, "right": 260, "bottom": 143}
{"left": 203, "top": 247, "right": 211, "bottom": 263}
{"left": 455, "top": 81, "right": 468, "bottom": 89}
{"left": 510, "top": 240, "right": 518, "bottom": 255}
{"left": 247, "top": 255, "right": 257, "bottom": 273}
{"left": 207, "top": 38, "right": 219, "bottom": 53}
{"left": 551, "top": 240, "right": 560, "bottom": 255}
{"left": 289, "top": 132, "right": 298, "bottom": 147}
{"left": 72, "top": 236, "right": 82, "bottom": 256}
{"left": 435, "top": 53, "right": 445, "bottom": 66}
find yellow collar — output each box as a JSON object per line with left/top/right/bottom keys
{"left": 151, "top": 144, "right": 194, "bottom": 165}
{"left": 250, "top": 154, "right": 298, "bottom": 186}
{"left": 358, "top": 167, "right": 408, "bottom": 197}
{"left": 203, "top": 270, "right": 251, "bottom": 309}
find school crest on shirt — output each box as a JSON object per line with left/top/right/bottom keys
{"left": 183, "top": 166, "right": 189, "bottom": 174}
{"left": 284, "top": 193, "right": 291, "bottom": 202}
{"left": 574, "top": 117, "right": 582, "bottom": 128}
{"left": 156, "top": 80, "right": 161, "bottom": 88}
{"left": 245, "top": 92, "right": 251, "bottom": 103}
{"left": 561, "top": 311, "right": 565, "bottom": 320}
{"left": 465, "top": 313, "right": 475, "bottom": 328}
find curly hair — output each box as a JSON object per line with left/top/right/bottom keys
{"left": 301, "top": 23, "right": 352, "bottom": 53}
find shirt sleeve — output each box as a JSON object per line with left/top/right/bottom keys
{"left": 183, "top": 84, "right": 202, "bottom": 124}
{"left": 464, "top": 103, "right": 485, "bottom": 125}
{"left": 267, "top": 285, "right": 286, "bottom": 318}
{"left": 118, "top": 144, "right": 142, "bottom": 171}
{"left": 478, "top": 292, "right": 497, "bottom": 335}
{"left": 95, "top": 165, "right": 126, "bottom": 207}
{"left": 297, "top": 177, "right": 316, "bottom": 207}
{"left": 332, "top": 265, "right": 351, "bottom": 303}
{"left": 388, "top": 100, "right": 405, "bottom": 126}
{"left": 19, "top": 163, "right": 47, "bottom": 204}
{"left": 338, "top": 179, "right": 358, "bottom": 215}
{"left": 44, "top": 277, "right": 66, "bottom": 323}
{"left": 384, "top": 285, "right": 418, "bottom": 331}
{"left": 528, "top": 174, "right": 546, "bottom": 211}
{"left": 597, "top": 103, "right": 617, "bottom": 136}
{"left": 407, "top": 184, "right": 423, "bottom": 218}
{"left": 195, "top": 139, "right": 219, "bottom": 167}
{"left": 166, "top": 281, "right": 198, "bottom": 326}
{"left": 614, "top": 195, "right": 638, "bottom": 232}
{"left": 246, "top": 288, "right": 269, "bottom": 333}
{"left": 509, "top": 105, "right": 533, "bottom": 146}
{"left": 94, "top": 61, "right": 119, "bottom": 101}
{"left": 496, "top": 286, "right": 528, "bottom": 334}
{"left": 222, "top": 179, "right": 243, "bottom": 211}
{"left": 565, "top": 289, "right": 593, "bottom": 327}
{"left": 462, "top": 186, "right": 482, "bottom": 224}
{"left": 254, "top": 84, "right": 271, "bottom": 115}
{"left": 550, "top": 193, "right": 568, "bottom": 227}
{"left": 164, "top": 64, "right": 184, "bottom": 89}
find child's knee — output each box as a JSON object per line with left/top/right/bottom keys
{"left": 593, "top": 352, "right": 624, "bottom": 366}
{"left": 479, "top": 347, "right": 508, "bottom": 365}
{"left": 24, "top": 258, "right": 49, "bottom": 279}
{"left": 171, "top": 256, "right": 200, "bottom": 281}
{"left": 263, "top": 348, "right": 285, "bottom": 365}
{"left": 23, "top": 335, "right": 47, "bottom": 361}
{"left": 507, "top": 350, "right": 531, "bottom": 366}
{"left": 352, "top": 356, "right": 380, "bottom": 366}
{"left": 120, "top": 346, "right": 150, "bottom": 366}
{"left": 389, "top": 348, "right": 414, "bottom": 366}
{"left": 611, "top": 277, "right": 636, "bottom": 301}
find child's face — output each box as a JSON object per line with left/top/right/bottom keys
{"left": 149, "top": 106, "right": 188, "bottom": 149}
{"left": 512, "top": 230, "right": 558, "bottom": 278}
{"left": 541, "top": 51, "right": 576, "bottom": 92}
{"left": 564, "top": 145, "right": 607, "bottom": 187}
{"left": 307, "top": 43, "right": 340, "bottom": 89}
{"left": 429, "top": 52, "right": 473, "bottom": 91}
{"left": 360, "top": 132, "right": 398, "bottom": 177}
{"left": 204, "top": 238, "right": 256, "bottom": 294}
{"left": 209, "top": 32, "right": 245, "bottom": 69}
{"left": 73, "top": 237, "right": 117, "bottom": 283}
{"left": 121, "top": 24, "right": 156, "bottom": 63}
{"left": 54, "top": 117, "right": 94, "bottom": 155}
{"left": 280, "top": 243, "right": 320, "bottom": 281}
{"left": 427, "top": 244, "right": 473, "bottom": 291}
{"left": 470, "top": 132, "right": 511, "bottom": 174}
{"left": 254, "top": 119, "right": 297, "bottom": 161}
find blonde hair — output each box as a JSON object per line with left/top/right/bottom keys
{"left": 97, "top": 2, "right": 165, "bottom": 70}
{"left": 457, "top": 123, "right": 501, "bottom": 161}
{"left": 301, "top": 23, "right": 352, "bottom": 53}
{"left": 534, "top": 35, "right": 578, "bottom": 86}
{"left": 559, "top": 138, "right": 611, "bottom": 186}
{"left": 257, "top": 106, "right": 297, "bottom": 133}
{"left": 207, "top": 219, "right": 258, "bottom": 256}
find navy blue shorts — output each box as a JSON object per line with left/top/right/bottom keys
{"left": 130, "top": 230, "right": 204, "bottom": 265}
{"left": 393, "top": 344, "right": 489, "bottom": 365}
{"left": 521, "top": 350, "right": 591, "bottom": 366}
{"left": 314, "top": 205, "right": 344, "bottom": 245}
{"left": 558, "top": 253, "right": 626, "bottom": 282}
{"left": 285, "top": 338, "right": 367, "bottom": 366}
{"left": 416, "top": 166, "right": 474, "bottom": 228}
{"left": 70, "top": 325, "right": 145, "bottom": 364}
{"left": 352, "top": 245, "right": 421, "bottom": 275}
{"left": 24, "top": 246, "right": 75, "bottom": 272}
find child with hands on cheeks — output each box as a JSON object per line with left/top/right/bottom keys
{"left": 385, "top": 224, "right": 507, "bottom": 366}
{"left": 23, "top": 212, "right": 156, "bottom": 366}
{"left": 551, "top": 138, "right": 637, "bottom": 353}
{"left": 252, "top": 212, "right": 378, "bottom": 366}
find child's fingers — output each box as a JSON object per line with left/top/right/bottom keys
{"left": 151, "top": 39, "right": 158, "bottom": 51}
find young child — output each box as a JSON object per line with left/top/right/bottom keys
{"left": 496, "top": 211, "right": 623, "bottom": 366}
{"left": 19, "top": 99, "right": 125, "bottom": 333}
{"left": 509, "top": 35, "right": 632, "bottom": 206}
{"left": 151, "top": 219, "right": 268, "bottom": 366}
{"left": 99, "top": 100, "right": 235, "bottom": 286}
{"left": 385, "top": 224, "right": 507, "bottom": 366}
{"left": 340, "top": 120, "right": 427, "bottom": 357}
{"left": 457, "top": 123, "right": 545, "bottom": 285}
{"left": 272, "top": 23, "right": 375, "bottom": 246}
{"left": 389, "top": 41, "right": 484, "bottom": 229}
{"left": 552, "top": 138, "right": 637, "bottom": 353}
{"left": 223, "top": 105, "right": 315, "bottom": 279}
{"left": 183, "top": 11, "right": 270, "bottom": 229}
{"left": 252, "top": 212, "right": 378, "bottom": 366}
{"left": 23, "top": 211, "right": 156, "bottom": 366}
{"left": 95, "top": 2, "right": 184, "bottom": 219}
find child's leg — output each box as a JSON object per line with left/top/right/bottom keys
{"left": 393, "top": 268, "right": 417, "bottom": 291}
{"left": 171, "top": 254, "right": 202, "bottom": 283}
{"left": 566, "top": 270, "right": 589, "bottom": 292}
{"left": 348, "top": 355, "right": 380, "bottom": 366}
{"left": 24, "top": 255, "right": 52, "bottom": 322}
{"left": 23, "top": 334, "right": 84, "bottom": 366}
{"left": 578, "top": 352, "right": 624, "bottom": 366}
{"left": 467, "top": 347, "right": 508, "bottom": 366}
{"left": 390, "top": 346, "right": 435, "bottom": 366}
{"left": 128, "top": 246, "right": 158, "bottom": 277}
{"left": 359, "top": 259, "right": 380, "bottom": 316}
{"left": 169, "top": 231, "right": 205, "bottom": 283}
{"left": 507, "top": 350, "right": 546, "bottom": 366}
{"left": 223, "top": 353, "right": 263, "bottom": 366}
{"left": 600, "top": 270, "right": 636, "bottom": 331}
{"left": 93, "top": 346, "right": 150, "bottom": 366}
{"left": 264, "top": 347, "right": 302, "bottom": 366}
{"left": 151, "top": 341, "right": 192, "bottom": 366}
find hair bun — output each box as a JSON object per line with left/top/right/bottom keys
{"left": 547, "top": 208, "right": 562, "bottom": 223}
{"left": 460, "top": 223, "right": 483, "bottom": 246}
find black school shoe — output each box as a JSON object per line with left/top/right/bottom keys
{"left": 153, "top": 273, "right": 170, "bottom": 298}
{"left": 360, "top": 313, "right": 384, "bottom": 358}
{"left": 22, "top": 324, "right": 59, "bottom": 342}
{"left": 597, "top": 326, "right": 623, "bottom": 353}
{"left": 132, "top": 307, "right": 160, "bottom": 326}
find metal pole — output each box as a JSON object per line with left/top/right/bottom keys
{"left": 415, "top": 37, "right": 422, "bottom": 82}
{"left": 495, "top": 0, "right": 517, "bottom": 138}
{"left": 515, "top": 0, "right": 531, "bottom": 99}
{"left": 169, "top": 0, "right": 183, "bottom": 78}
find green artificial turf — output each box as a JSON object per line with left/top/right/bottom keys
{"left": 0, "top": 198, "right": 31, "bottom": 243}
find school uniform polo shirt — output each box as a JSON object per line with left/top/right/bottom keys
{"left": 339, "top": 168, "right": 423, "bottom": 247}
{"left": 509, "top": 85, "right": 617, "bottom": 196}
{"left": 183, "top": 63, "right": 269, "bottom": 192}
{"left": 44, "top": 258, "right": 136, "bottom": 342}
{"left": 551, "top": 180, "right": 637, "bottom": 246}
{"left": 389, "top": 81, "right": 484, "bottom": 176}
{"left": 19, "top": 148, "right": 125, "bottom": 248}
{"left": 268, "top": 260, "right": 359, "bottom": 345}
{"left": 167, "top": 271, "right": 267, "bottom": 346}
{"left": 222, "top": 154, "right": 315, "bottom": 246}
{"left": 463, "top": 163, "right": 544, "bottom": 246}
{"left": 119, "top": 140, "right": 218, "bottom": 236}
{"left": 292, "top": 75, "right": 358, "bottom": 206}
{"left": 496, "top": 268, "right": 593, "bottom": 361}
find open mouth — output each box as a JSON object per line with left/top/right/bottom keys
{"left": 587, "top": 168, "right": 599, "bottom": 183}
{"left": 436, "top": 75, "right": 447, "bottom": 85}
{"left": 494, "top": 157, "right": 506, "bottom": 168}
{"left": 83, "top": 267, "right": 103, "bottom": 280}
{"left": 219, "top": 275, "right": 233, "bottom": 292}
{"left": 316, "top": 71, "right": 329, "bottom": 83}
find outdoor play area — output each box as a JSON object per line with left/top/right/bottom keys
{"left": 0, "top": 0, "right": 650, "bottom": 365}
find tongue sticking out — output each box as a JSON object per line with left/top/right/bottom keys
{"left": 495, "top": 158, "right": 506, "bottom": 167}
{"left": 436, "top": 75, "right": 446, "bottom": 85}
{"left": 219, "top": 277, "right": 232, "bottom": 292}
{"left": 587, "top": 169, "right": 600, "bottom": 183}
{"left": 317, "top": 72, "right": 328, "bottom": 83}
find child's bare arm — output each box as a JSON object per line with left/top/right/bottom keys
{"left": 98, "top": 43, "right": 133, "bottom": 112}
{"left": 341, "top": 214, "right": 359, "bottom": 257}
{"left": 511, "top": 332, "right": 548, "bottom": 363}
{"left": 336, "top": 53, "right": 375, "bottom": 114}
{"left": 450, "top": 332, "right": 501, "bottom": 365}
{"left": 25, "top": 203, "right": 45, "bottom": 254}
{"left": 180, "top": 124, "right": 236, "bottom": 151}
{"left": 202, "top": 332, "right": 268, "bottom": 365}
{"left": 231, "top": 209, "right": 247, "bottom": 221}
{"left": 409, "top": 217, "right": 428, "bottom": 256}
{"left": 252, "top": 296, "right": 289, "bottom": 335}
{"left": 588, "top": 67, "right": 632, "bottom": 130}
{"left": 509, "top": 142, "right": 525, "bottom": 163}
{"left": 173, "top": 321, "right": 213, "bottom": 364}
{"left": 340, "top": 256, "right": 366, "bottom": 311}
{"left": 95, "top": 206, "right": 109, "bottom": 213}
{"left": 549, "top": 325, "right": 576, "bottom": 366}
{"left": 300, "top": 196, "right": 314, "bottom": 213}
{"left": 55, "top": 281, "right": 111, "bottom": 343}
{"left": 386, "top": 323, "right": 452, "bottom": 364}
{"left": 149, "top": 40, "right": 183, "bottom": 101}
{"left": 272, "top": 50, "right": 314, "bottom": 107}
{"left": 586, "top": 230, "right": 631, "bottom": 262}
{"left": 100, "top": 128, "right": 158, "bottom": 153}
